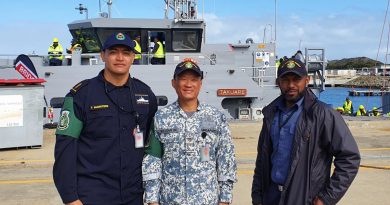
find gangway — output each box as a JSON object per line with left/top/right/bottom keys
{"left": 305, "top": 48, "right": 327, "bottom": 94}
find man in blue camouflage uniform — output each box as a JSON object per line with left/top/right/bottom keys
{"left": 53, "top": 33, "right": 157, "bottom": 205}
{"left": 142, "top": 58, "right": 237, "bottom": 205}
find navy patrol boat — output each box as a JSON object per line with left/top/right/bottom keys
{"left": 0, "top": 0, "right": 326, "bottom": 121}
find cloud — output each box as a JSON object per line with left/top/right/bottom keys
{"left": 203, "top": 11, "right": 385, "bottom": 61}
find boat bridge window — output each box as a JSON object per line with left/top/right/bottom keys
{"left": 70, "top": 28, "right": 101, "bottom": 53}
{"left": 96, "top": 29, "right": 141, "bottom": 47}
{"left": 70, "top": 28, "right": 142, "bottom": 53}
{"left": 172, "top": 30, "right": 200, "bottom": 52}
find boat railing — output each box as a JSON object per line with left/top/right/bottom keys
{"left": 0, "top": 54, "right": 19, "bottom": 69}
{"left": 54, "top": 51, "right": 237, "bottom": 66}
{"left": 239, "top": 66, "right": 277, "bottom": 87}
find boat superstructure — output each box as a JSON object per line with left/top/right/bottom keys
{"left": 0, "top": 0, "right": 281, "bottom": 121}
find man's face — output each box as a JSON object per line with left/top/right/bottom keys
{"left": 277, "top": 73, "right": 309, "bottom": 104}
{"left": 100, "top": 45, "right": 135, "bottom": 76}
{"left": 172, "top": 70, "right": 202, "bottom": 102}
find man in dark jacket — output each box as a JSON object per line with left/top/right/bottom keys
{"left": 251, "top": 58, "right": 360, "bottom": 205}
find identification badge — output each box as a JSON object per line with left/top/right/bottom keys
{"left": 200, "top": 144, "right": 210, "bottom": 162}
{"left": 134, "top": 125, "right": 144, "bottom": 148}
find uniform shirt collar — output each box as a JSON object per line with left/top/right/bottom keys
{"left": 173, "top": 100, "right": 202, "bottom": 116}
{"left": 277, "top": 96, "right": 304, "bottom": 112}
{"left": 98, "top": 69, "right": 131, "bottom": 92}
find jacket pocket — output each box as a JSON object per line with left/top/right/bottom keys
{"left": 85, "top": 110, "right": 116, "bottom": 139}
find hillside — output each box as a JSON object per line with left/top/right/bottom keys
{"left": 327, "top": 57, "right": 382, "bottom": 70}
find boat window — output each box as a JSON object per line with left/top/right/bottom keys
{"left": 172, "top": 30, "right": 198, "bottom": 51}
{"left": 96, "top": 29, "right": 140, "bottom": 46}
{"left": 70, "top": 29, "right": 101, "bottom": 53}
{"left": 240, "top": 109, "right": 249, "bottom": 115}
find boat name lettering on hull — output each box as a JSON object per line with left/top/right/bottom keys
{"left": 217, "top": 89, "right": 247, "bottom": 96}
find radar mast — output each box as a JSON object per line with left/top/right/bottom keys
{"left": 164, "top": 0, "right": 202, "bottom": 22}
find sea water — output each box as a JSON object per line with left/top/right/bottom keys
{"left": 318, "top": 87, "right": 382, "bottom": 111}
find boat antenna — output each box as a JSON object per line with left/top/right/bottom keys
{"left": 75, "top": 3, "right": 88, "bottom": 19}
{"left": 165, "top": 0, "right": 199, "bottom": 21}
{"left": 107, "top": 0, "right": 113, "bottom": 18}
{"left": 274, "top": 0, "right": 277, "bottom": 55}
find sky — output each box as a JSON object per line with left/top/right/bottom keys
{"left": 0, "top": 0, "right": 389, "bottom": 61}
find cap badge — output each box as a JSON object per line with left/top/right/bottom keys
{"left": 116, "top": 33, "right": 125, "bottom": 40}
{"left": 286, "top": 60, "right": 296, "bottom": 69}
{"left": 185, "top": 62, "right": 193, "bottom": 69}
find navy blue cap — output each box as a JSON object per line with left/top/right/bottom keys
{"left": 277, "top": 58, "right": 307, "bottom": 78}
{"left": 174, "top": 58, "right": 203, "bottom": 79}
{"left": 102, "top": 32, "right": 135, "bottom": 51}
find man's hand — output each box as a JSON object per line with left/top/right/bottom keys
{"left": 313, "top": 196, "right": 324, "bottom": 205}
{"left": 219, "top": 203, "right": 229, "bottom": 205}
{"left": 66, "top": 199, "right": 83, "bottom": 205}
{"left": 148, "top": 203, "right": 159, "bottom": 205}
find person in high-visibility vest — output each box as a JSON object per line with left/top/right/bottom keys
{"left": 343, "top": 97, "right": 353, "bottom": 115}
{"left": 371, "top": 107, "right": 381, "bottom": 116}
{"left": 151, "top": 37, "right": 165, "bottom": 65}
{"left": 66, "top": 39, "right": 82, "bottom": 65}
{"left": 133, "top": 35, "right": 142, "bottom": 64}
{"left": 336, "top": 107, "right": 344, "bottom": 114}
{"left": 356, "top": 105, "right": 367, "bottom": 116}
{"left": 48, "top": 37, "right": 64, "bottom": 66}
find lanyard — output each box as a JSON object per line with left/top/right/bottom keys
{"left": 104, "top": 77, "right": 140, "bottom": 125}
{"left": 278, "top": 108, "right": 297, "bottom": 130}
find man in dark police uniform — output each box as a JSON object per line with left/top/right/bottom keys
{"left": 53, "top": 32, "right": 157, "bottom": 205}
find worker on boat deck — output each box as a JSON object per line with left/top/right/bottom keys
{"left": 66, "top": 39, "right": 82, "bottom": 65}
{"left": 336, "top": 106, "right": 344, "bottom": 114}
{"left": 275, "top": 58, "right": 281, "bottom": 70}
{"left": 48, "top": 37, "right": 64, "bottom": 66}
{"left": 371, "top": 107, "right": 381, "bottom": 116}
{"left": 356, "top": 105, "right": 367, "bottom": 116}
{"left": 343, "top": 97, "right": 353, "bottom": 115}
{"left": 151, "top": 37, "right": 165, "bottom": 65}
{"left": 133, "top": 35, "right": 142, "bottom": 65}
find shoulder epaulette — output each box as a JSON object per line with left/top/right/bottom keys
{"left": 70, "top": 79, "right": 89, "bottom": 94}
{"left": 132, "top": 77, "right": 150, "bottom": 89}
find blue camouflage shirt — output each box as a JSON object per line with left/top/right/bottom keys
{"left": 142, "top": 101, "right": 237, "bottom": 205}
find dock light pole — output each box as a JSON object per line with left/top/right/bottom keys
{"left": 263, "top": 24, "right": 273, "bottom": 43}
{"left": 274, "top": 0, "right": 277, "bottom": 55}
{"left": 299, "top": 39, "right": 302, "bottom": 50}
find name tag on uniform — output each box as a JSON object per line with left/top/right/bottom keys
{"left": 200, "top": 144, "right": 210, "bottom": 162}
{"left": 201, "top": 119, "right": 217, "bottom": 132}
{"left": 133, "top": 126, "right": 144, "bottom": 148}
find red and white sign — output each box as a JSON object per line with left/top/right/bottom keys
{"left": 217, "top": 89, "right": 247, "bottom": 96}
{"left": 15, "top": 61, "right": 38, "bottom": 79}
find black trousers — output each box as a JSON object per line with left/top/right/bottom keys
{"left": 151, "top": 57, "right": 165, "bottom": 65}
{"left": 263, "top": 182, "right": 281, "bottom": 205}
